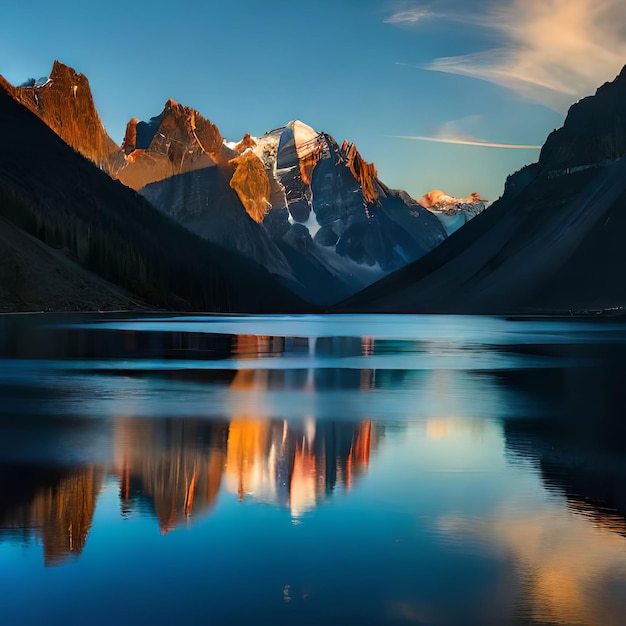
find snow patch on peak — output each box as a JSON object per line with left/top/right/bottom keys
{"left": 289, "top": 119, "right": 319, "bottom": 144}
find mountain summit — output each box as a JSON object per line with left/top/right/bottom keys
{"left": 118, "top": 97, "right": 236, "bottom": 190}
{"left": 6, "top": 61, "right": 124, "bottom": 175}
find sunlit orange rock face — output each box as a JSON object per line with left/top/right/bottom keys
{"left": 296, "top": 132, "right": 326, "bottom": 187}
{"left": 418, "top": 189, "right": 486, "bottom": 209}
{"left": 229, "top": 151, "right": 271, "bottom": 223}
{"left": 117, "top": 99, "right": 234, "bottom": 191}
{"left": 234, "top": 133, "right": 257, "bottom": 153}
{"left": 7, "top": 61, "right": 124, "bottom": 175}
{"left": 341, "top": 140, "right": 380, "bottom": 204}
{"left": 121, "top": 117, "right": 139, "bottom": 154}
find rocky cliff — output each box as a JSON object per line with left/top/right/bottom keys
{"left": 118, "top": 98, "right": 236, "bottom": 190}
{"left": 7, "top": 61, "right": 124, "bottom": 175}
{"left": 538, "top": 65, "right": 626, "bottom": 173}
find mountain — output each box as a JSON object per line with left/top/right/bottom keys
{"left": 2, "top": 62, "right": 450, "bottom": 306}
{"left": 121, "top": 109, "right": 448, "bottom": 303}
{"left": 241, "top": 121, "right": 447, "bottom": 275}
{"left": 341, "top": 65, "right": 626, "bottom": 315}
{"left": 6, "top": 61, "right": 124, "bottom": 175}
{"left": 118, "top": 98, "right": 297, "bottom": 285}
{"left": 0, "top": 76, "right": 306, "bottom": 313}
{"left": 417, "top": 189, "right": 487, "bottom": 235}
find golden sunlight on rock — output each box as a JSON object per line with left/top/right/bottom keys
{"left": 341, "top": 141, "right": 380, "bottom": 205}
{"left": 234, "top": 133, "right": 257, "bottom": 154}
{"left": 229, "top": 151, "right": 272, "bottom": 223}
{"left": 8, "top": 61, "right": 124, "bottom": 176}
{"left": 117, "top": 99, "right": 231, "bottom": 190}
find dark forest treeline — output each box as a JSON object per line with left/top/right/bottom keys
{"left": 0, "top": 86, "right": 307, "bottom": 313}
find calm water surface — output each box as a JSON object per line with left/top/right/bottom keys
{"left": 1, "top": 313, "right": 626, "bottom": 625}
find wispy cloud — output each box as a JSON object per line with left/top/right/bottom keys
{"left": 396, "top": 115, "right": 541, "bottom": 149}
{"left": 393, "top": 135, "right": 541, "bottom": 149}
{"left": 396, "top": 0, "right": 626, "bottom": 111}
{"left": 384, "top": 8, "right": 433, "bottom": 24}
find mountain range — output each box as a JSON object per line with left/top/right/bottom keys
{"left": 4, "top": 61, "right": 479, "bottom": 306}
{"left": 0, "top": 60, "right": 625, "bottom": 315}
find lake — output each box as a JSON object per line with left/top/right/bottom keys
{"left": 1, "top": 313, "right": 626, "bottom": 625}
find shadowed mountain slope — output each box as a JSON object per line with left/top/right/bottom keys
{"left": 340, "top": 66, "right": 626, "bottom": 315}
{"left": 0, "top": 82, "right": 307, "bottom": 313}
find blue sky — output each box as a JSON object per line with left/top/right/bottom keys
{"left": 1, "top": 0, "right": 625, "bottom": 202}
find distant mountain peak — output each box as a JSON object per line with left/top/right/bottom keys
{"left": 416, "top": 189, "right": 487, "bottom": 235}
{"left": 418, "top": 190, "right": 487, "bottom": 210}
{"left": 287, "top": 118, "right": 318, "bottom": 136}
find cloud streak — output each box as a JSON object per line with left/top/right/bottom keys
{"left": 397, "top": 0, "right": 626, "bottom": 111}
{"left": 384, "top": 8, "right": 433, "bottom": 24}
{"left": 393, "top": 135, "right": 542, "bottom": 149}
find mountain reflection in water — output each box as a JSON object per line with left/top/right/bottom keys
{"left": 0, "top": 416, "right": 375, "bottom": 560}
{"left": 1, "top": 313, "right": 626, "bottom": 625}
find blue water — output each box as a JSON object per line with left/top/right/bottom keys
{"left": 0, "top": 313, "right": 625, "bottom": 625}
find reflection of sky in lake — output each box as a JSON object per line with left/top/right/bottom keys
{"left": 0, "top": 314, "right": 626, "bottom": 625}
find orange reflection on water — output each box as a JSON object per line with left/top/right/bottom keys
{"left": 231, "top": 334, "right": 284, "bottom": 360}
{"left": 0, "top": 466, "right": 102, "bottom": 567}
{"left": 437, "top": 504, "right": 626, "bottom": 625}
{"left": 225, "top": 418, "right": 373, "bottom": 517}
